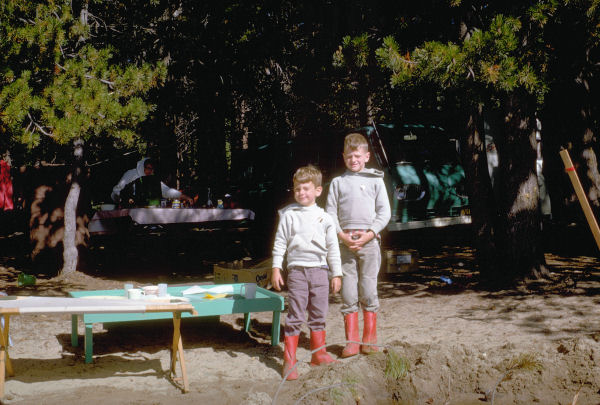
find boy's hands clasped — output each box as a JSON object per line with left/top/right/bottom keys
{"left": 339, "top": 230, "right": 375, "bottom": 252}
{"left": 272, "top": 267, "right": 341, "bottom": 294}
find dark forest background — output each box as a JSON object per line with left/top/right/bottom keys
{"left": 2, "top": 1, "right": 600, "bottom": 284}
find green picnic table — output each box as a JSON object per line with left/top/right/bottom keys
{"left": 69, "top": 284, "right": 284, "bottom": 363}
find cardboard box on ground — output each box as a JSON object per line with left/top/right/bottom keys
{"left": 213, "top": 258, "right": 271, "bottom": 288}
{"left": 383, "top": 249, "right": 419, "bottom": 273}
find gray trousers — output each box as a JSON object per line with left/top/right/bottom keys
{"left": 340, "top": 238, "right": 381, "bottom": 314}
{"left": 285, "top": 266, "right": 329, "bottom": 336}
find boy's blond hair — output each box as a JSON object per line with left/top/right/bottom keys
{"left": 344, "top": 133, "right": 369, "bottom": 153}
{"left": 293, "top": 164, "right": 322, "bottom": 187}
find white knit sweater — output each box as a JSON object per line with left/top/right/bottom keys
{"left": 272, "top": 203, "right": 342, "bottom": 278}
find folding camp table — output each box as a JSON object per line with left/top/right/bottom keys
{"left": 69, "top": 284, "right": 284, "bottom": 363}
{"left": 0, "top": 296, "right": 196, "bottom": 397}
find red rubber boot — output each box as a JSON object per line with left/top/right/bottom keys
{"left": 341, "top": 312, "right": 360, "bottom": 358}
{"left": 282, "top": 334, "right": 299, "bottom": 380}
{"left": 309, "top": 330, "right": 336, "bottom": 366}
{"left": 361, "top": 311, "right": 378, "bottom": 354}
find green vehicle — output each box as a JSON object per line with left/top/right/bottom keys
{"left": 233, "top": 123, "right": 470, "bottom": 255}
{"left": 354, "top": 123, "right": 471, "bottom": 232}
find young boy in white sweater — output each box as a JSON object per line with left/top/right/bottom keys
{"left": 272, "top": 165, "right": 342, "bottom": 380}
{"left": 326, "top": 133, "right": 391, "bottom": 357}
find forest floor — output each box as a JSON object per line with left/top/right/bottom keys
{"left": 0, "top": 222, "right": 599, "bottom": 404}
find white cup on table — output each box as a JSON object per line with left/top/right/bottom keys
{"left": 127, "top": 288, "right": 144, "bottom": 300}
{"left": 158, "top": 283, "right": 168, "bottom": 297}
{"left": 240, "top": 283, "right": 257, "bottom": 299}
{"left": 124, "top": 283, "right": 133, "bottom": 297}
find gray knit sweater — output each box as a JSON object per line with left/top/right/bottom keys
{"left": 325, "top": 168, "right": 391, "bottom": 235}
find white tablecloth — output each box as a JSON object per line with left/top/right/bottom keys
{"left": 89, "top": 208, "right": 255, "bottom": 234}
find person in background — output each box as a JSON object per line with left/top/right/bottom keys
{"left": 0, "top": 159, "right": 14, "bottom": 235}
{"left": 325, "top": 133, "right": 391, "bottom": 358}
{"left": 0, "top": 160, "right": 13, "bottom": 212}
{"left": 271, "top": 165, "right": 342, "bottom": 380}
{"left": 111, "top": 158, "right": 192, "bottom": 205}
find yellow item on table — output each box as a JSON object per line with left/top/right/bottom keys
{"left": 204, "top": 293, "right": 228, "bottom": 300}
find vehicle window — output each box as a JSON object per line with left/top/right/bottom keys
{"left": 381, "top": 126, "right": 459, "bottom": 166}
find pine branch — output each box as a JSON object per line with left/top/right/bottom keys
{"left": 55, "top": 63, "right": 115, "bottom": 88}
{"left": 18, "top": 17, "right": 35, "bottom": 25}
{"left": 87, "top": 12, "right": 108, "bottom": 30}
{"left": 28, "top": 113, "right": 54, "bottom": 138}
{"left": 467, "top": 66, "right": 475, "bottom": 79}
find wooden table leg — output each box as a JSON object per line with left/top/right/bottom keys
{"left": 177, "top": 333, "right": 188, "bottom": 392}
{"left": 2, "top": 316, "right": 13, "bottom": 377}
{"left": 170, "top": 312, "right": 188, "bottom": 393}
{"left": 0, "top": 325, "right": 5, "bottom": 398}
{"left": 0, "top": 314, "right": 14, "bottom": 398}
{"left": 170, "top": 314, "right": 179, "bottom": 373}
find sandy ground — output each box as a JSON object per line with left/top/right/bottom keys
{"left": 0, "top": 228, "right": 599, "bottom": 404}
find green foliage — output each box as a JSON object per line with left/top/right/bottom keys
{"left": 528, "top": 1, "right": 559, "bottom": 26}
{"left": 0, "top": 0, "right": 164, "bottom": 153}
{"left": 376, "top": 13, "right": 548, "bottom": 105}
{"left": 329, "top": 374, "right": 359, "bottom": 404}
{"left": 385, "top": 349, "right": 411, "bottom": 380}
{"left": 337, "top": 33, "right": 370, "bottom": 69}
{"left": 486, "top": 353, "right": 543, "bottom": 403}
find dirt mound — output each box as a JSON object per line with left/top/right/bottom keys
{"left": 271, "top": 338, "right": 599, "bottom": 405}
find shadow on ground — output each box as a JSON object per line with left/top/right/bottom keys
{"left": 1, "top": 221, "right": 599, "bottom": 300}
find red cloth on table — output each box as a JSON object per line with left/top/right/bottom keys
{"left": 0, "top": 160, "right": 13, "bottom": 211}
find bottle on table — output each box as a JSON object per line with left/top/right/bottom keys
{"left": 206, "top": 187, "right": 213, "bottom": 208}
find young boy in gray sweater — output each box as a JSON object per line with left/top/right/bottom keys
{"left": 272, "top": 165, "right": 342, "bottom": 380}
{"left": 326, "top": 133, "right": 391, "bottom": 357}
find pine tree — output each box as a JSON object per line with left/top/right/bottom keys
{"left": 376, "top": 7, "right": 550, "bottom": 285}
{"left": 0, "top": 0, "right": 166, "bottom": 275}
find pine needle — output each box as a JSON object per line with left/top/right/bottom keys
{"left": 485, "top": 353, "right": 543, "bottom": 404}
{"left": 571, "top": 383, "right": 583, "bottom": 405}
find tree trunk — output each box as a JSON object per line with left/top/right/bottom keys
{"left": 579, "top": 142, "right": 600, "bottom": 214}
{"left": 460, "top": 104, "right": 498, "bottom": 279}
{"left": 494, "top": 93, "right": 548, "bottom": 284}
{"left": 574, "top": 74, "right": 600, "bottom": 218}
{"left": 541, "top": 75, "right": 600, "bottom": 225}
{"left": 358, "top": 73, "right": 369, "bottom": 126}
{"left": 60, "top": 139, "right": 84, "bottom": 276}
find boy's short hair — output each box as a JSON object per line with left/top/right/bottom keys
{"left": 344, "top": 133, "right": 369, "bottom": 152}
{"left": 293, "top": 164, "right": 322, "bottom": 187}
{"left": 144, "top": 158, "right": 155, "bottom": 168}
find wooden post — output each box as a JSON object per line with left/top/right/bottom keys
{"left": 0, "top": 314, "right": 13, "bottom": 398}
{"left": 170, "top": 312, "right": 188, "bottom": 393}
{"left": 559, "top": 149, "right": 600, "bottom": 250}
{"left": 3, "top": 316, "right": 13, "bottom": 377}
{"left": 0, "top": 318, "right": 5, "bottom": 398}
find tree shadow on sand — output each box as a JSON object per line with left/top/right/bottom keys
{"left": 57, "top": 315, "right": 283, "bottom": 374}
{"left": 378, "top": 221, "right": 600, "bottom": 300}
